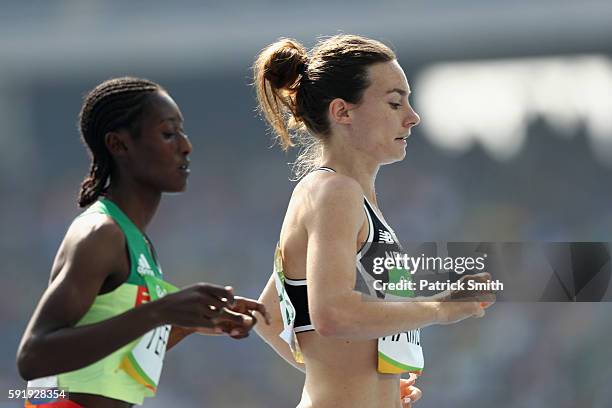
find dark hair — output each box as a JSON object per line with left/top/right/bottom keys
{"left": 77, "top": 77, "right": 162, "bottom": 207}
{"left": 253, "top": 34, "right": 395, "bottom": 178}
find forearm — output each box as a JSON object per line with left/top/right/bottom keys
{"left": 313, "top": 292, "right": 441, "bottom": 340}
{"left": 255, "top": 275, "right": 305, "bottom": 372}
{"left": 255, "top": 322, "right": 305, "bottom": 373}
{"left": 18, "top": 301, "right": 164, "bottom": 380}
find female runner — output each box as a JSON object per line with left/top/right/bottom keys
{"left": 253, "top": 35, "right": 494, "bottom": 408}
{"left": 17, "top": 77, "right": 267, "bottom": 407}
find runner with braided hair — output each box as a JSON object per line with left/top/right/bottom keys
{"left": 17, "top": 77, "right": 268, "bottom": 408}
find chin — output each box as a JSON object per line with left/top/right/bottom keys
{"left": 381, "top": 151, "right": 406, "bottom": 165}
{"left": 163, "top": 182, "right": 188, "bottom": 194}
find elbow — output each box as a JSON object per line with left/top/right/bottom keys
{"left": 17, "top": 338, "right": 43, "bottom": 381}
{"left": 17, "top": 347, "right": 36, "bottom": 381}
{"left": 311, "top": 307, "right": 349, "bottom": 338}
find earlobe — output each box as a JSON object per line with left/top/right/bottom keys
{"left": 104, "top": 131, "right": 129, "bottom": 157}
{"left": 328, "top": 98, "right": 353, "bottom": 126}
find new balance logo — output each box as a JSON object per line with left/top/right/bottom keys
{"left": 137, "top": 254, "right": 155, "bottom": 277}
{"left": 379, "top": 230, "right": 395, "bottom": 244}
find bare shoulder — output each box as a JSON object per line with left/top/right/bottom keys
{"left": 293, "top": 171, "right": 364, "bottom": 231}
{"left": 64, "top": 212, "right": 125, "bottom": 251}
{"left": 298, "top": 170, "right": 363, "bottom": 209}
{"left": 52, "top": 212, "right": 126, "bottom": 282}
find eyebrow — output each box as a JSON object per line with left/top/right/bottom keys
{"left": 159, "top": 116, "right": 184, "bottom": 125}
{"left": 386, "top": 88, "right": 410, "bottom": 96}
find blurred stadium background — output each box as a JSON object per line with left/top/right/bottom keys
{"left": 1, "top": 1, "right": 611, "bottom": 407}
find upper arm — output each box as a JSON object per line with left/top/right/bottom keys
{"left": 22, "top": 216, "right": 126, "bottom": 341}
{"left": 303, "top": 177, "right": 365, "bottom": 328}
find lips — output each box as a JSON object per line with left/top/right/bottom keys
{"left": 178, "top": 161, "right": 190, "bottom": 174}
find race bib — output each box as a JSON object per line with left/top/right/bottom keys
{"left": 120, "top": 276, "right": 177, "bottom": 392}
{"left": 377, "top": 266, "right": 424, "bottom": 374}
{"left": 272, "top": 244, "right": 304, "bottom": 363}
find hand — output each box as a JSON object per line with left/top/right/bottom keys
{"left": 230, "top": 296, "right": 271, "bottom": 324}
{"left": 155, "top": 283, "right": 237, "bottom": 329}
{"left": 216, "top": 296, "right": 271, "bottom": 339}
{"left": 434, "top": 272, "right": 496, "bottom": 325}
{"left": 400, "top": 373, "right": 422, "bottom": 407}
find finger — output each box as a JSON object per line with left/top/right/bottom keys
{"left": 407, "top": 386, "right": 423, "bottom": 402}
{"left": 474, "top": 305, "right": 485, "bottom": 318}
{"left": 463, "top": 273, "right": 493, "bottom": 287}
{"left": 194, "top": 326, "right": 224, "bottom": 335}
{"left": 247, "top": 300, "right": 270, "bottom": 324}
{"left": 474, "top": 272, "right": 492, "bottom": 280}
{"left": 198, "top": 305, "right": 222, "bottom": 320}
{"left": 217, "top": 320, "right": 251, "bottom": 339}
{"left": 400, "top": 378, "right": 415, "bottom": 392}
{"left": 476, "top": 293, "right": 496, "bottom": 304}
{"left": 198, "top": 298, "right": 231, "bottom": 320}
{"left": 215, "top": 321, "right": 233, "bottom": 333}
{"left": 198, "top": 283, "right": 235, "bottom": 304}
{"left": 246, "top": 300, "right": 271, "bottom": 325}
{"left": 465, "top": 272, "right": 490, "bottom": 281}
{"left": 481, "top": 299, "right": 496, "bottom": 308}
{"left": 229, "top": 329, "right": 250, "bottom": 339}
{"left": 214, "top": 308, "right": 253, "bottom": 327}
{"left": 400, "top": 380, "right": 415, "bottom": 398}
{"left": 200, "top": 293, "right": 231, "bottom": 311}
{"left": 232, "top": 297, "right": 270, "bottom": 321}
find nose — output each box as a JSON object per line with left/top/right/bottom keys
{"left": 180, "top": 133, "right": 192, "bottom": 156}
{"left": 404, "top": 105, "right": 420, "bottom": 129}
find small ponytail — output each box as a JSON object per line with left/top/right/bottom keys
{"left": 253, "top": 38, "right": 309, "bottom": 151}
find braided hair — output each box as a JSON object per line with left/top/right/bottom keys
{"left": 77, "top": 77, "right": 161, "bottom": 207}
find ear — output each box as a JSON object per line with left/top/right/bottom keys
{"left": 104, "top": 130, "right": 130, "bottom": 158}
{"left": 328, "top": 98, "right": 354, "bottom": 126}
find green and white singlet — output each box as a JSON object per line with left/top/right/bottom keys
{"left": 27, "top": 198, "right": 177, "bottom": 405}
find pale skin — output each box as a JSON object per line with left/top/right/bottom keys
{"left": 255, "top": 60, "right": 495, "bottom": 408}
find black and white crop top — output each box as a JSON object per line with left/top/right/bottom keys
{"left": 283, "top": 166, "right": 406, "bottom": 332}
{"left": 272, "top": 166, "right": 424, "bottom": 374}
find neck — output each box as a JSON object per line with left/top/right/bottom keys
{"left": 320, "top": 141, "right": 379, "bottom": 205}
{"left": 104, "top": 178, "right": 161, "bottom": 232}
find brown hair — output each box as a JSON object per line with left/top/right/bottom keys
{"left": 77, "top": 77, "right": 161, "bottom": 207}
{"left": 253, "top": 34, "right": 395, "bottom": 178}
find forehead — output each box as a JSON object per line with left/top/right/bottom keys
{"left": 142, "top": 90, "right": 183, "bottom": 124}
{"left": 364, "top": 60, "right": 410, "bottom": 96}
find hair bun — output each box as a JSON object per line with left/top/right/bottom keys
{"left": 262, "top": 39, "right": 308, "bottom": 90}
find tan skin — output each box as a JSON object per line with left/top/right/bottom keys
{"left": 17, "top": 90, "right": 269, "bottom": 407}
{"left": 255, "top": 61, "right": 495, "bottom": 408}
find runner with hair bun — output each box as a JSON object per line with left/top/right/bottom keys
{"left": 252, "top": 35, "right": 494, "bottom": 408}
